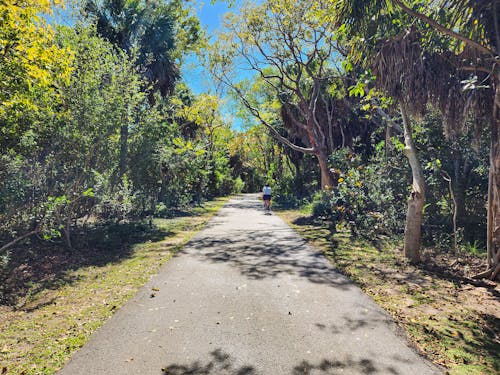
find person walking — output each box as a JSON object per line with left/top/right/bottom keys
{"left": 262, "top": 182, "right": 272, "bottom": 212}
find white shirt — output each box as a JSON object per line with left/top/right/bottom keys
{"left": 263, "top": 186, "right": 271, "bottom": 195}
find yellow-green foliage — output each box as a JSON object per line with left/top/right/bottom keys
{"left": 0, "top": 0, "right": 73, "bottom": 118}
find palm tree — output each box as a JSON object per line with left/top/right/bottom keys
{"left": 335, "top": 0, "right": 500, "bottom": 278}
{"left": 84, "top": 0, "right": 180, "bottom": 96}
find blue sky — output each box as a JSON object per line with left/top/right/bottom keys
{"left": 181, "top": 1, "right": 232, "bottom": 95}
{"left": 183, "top": 1, "right": 250, "bottom": 130}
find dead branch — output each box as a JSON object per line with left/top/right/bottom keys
{"left": 0, "top": 229, "right": 41, "bottom": 254}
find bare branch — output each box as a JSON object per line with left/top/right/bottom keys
{"left": 0, "top": 229, "right": 41, "bottom": 254}
{"left": 227, "top": 80, "right": 315, "bottom": 154}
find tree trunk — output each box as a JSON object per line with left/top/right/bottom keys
{"left": 400, "top": 103, "right": 425, "bottom": 263}
{"left": 316, "top": 149, "right": 333, "bottom": 189}
{"left": 452, "top": 156, "right": 469, "bottom": 227}
{"left": 119, "top": 125, "right": 128, "bottom": 178}
{"left": 454, "top": 180, "right": 467, "bottom": 227}
{"left": 483, "top": 75, "right": 500, "bottom": 280}
{"left": 64, "top": 221, "right": 73, "bottom": 251}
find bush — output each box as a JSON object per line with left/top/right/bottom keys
{"left": 311, "top": 191, "right": 333, "bottom": 219}
{"left": 233, "top": 177, "right": 245, "bottom": 193}
{"left": 327, "top": 147, "right": 407, "bottom": 238}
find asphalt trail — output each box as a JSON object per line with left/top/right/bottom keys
{"left": 59, "top": 194, "right": 441, "bottom": 375}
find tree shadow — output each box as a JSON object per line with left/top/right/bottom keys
{"left": 188, "top": 230, "right": 352, "bottom": 289}
{"left": 313, "top": 310, "right": 393, "bottom": 336}
{"left": 292, "top": 357, "right": 403, "bottom": 374}
{"left": 161, "top": 349, "right": 258, "bottom": 375}
{"left": 418, "top": 261, "right": 500, "bottom": 295}
{"left": 161, "top": 350, "right": 406, "bottom": 375}
{"left": 409, "top": 311, "right": 500, "bottom": 371}
{"left": 292, "top": 357, "right": 388, "bottom": 375}
{"left": 0, "top": 221, "right": 172, "bottom": 306}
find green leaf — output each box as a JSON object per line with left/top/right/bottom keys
{"left": 83, "top": 188, "right": 94, "bottom": 197}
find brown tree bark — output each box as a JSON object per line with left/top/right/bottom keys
{"left": 481, "top": 75, "right": 500, "bottom": 280}
{"left": 316, "top": 148, "right": 333, "bottom": 189}
{"left": 400, "top": 103, "right": 425, "bottom": 263}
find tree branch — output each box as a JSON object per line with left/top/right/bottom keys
{"left": 227, "top": 80, "right": 315, "bottom": 155}
{"left": 0, "top": 229, "right": 41, "bottom": 254}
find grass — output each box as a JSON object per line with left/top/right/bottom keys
{"left": 0, "top": 197, "right": 230, "bottom": 375}
{"left": 276, "top": 208, "right": 500, "bottom": 375}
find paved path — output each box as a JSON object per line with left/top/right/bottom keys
{"left": 59, "top": 194, "right": 441, "bottom": 375}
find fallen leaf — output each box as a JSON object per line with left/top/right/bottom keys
{"left": 152, "top": 287, "right": 160, "bottom": 291}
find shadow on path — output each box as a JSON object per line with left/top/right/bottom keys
{"left": 292, "top": 357, "right": 402, "bottom": 375}
{"left": 161, "top": 349, "right": 406, "bottom": 375}
{"left": 188, "top": 231, "right": 352, "bottom": 289}
{"left": 162, "top": 349, "right": 257, "bottom": 375}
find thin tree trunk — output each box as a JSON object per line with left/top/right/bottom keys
{"left": 442, "top": 171, "right": 458, "bottom": 254}
{"left": 119, "top": 124, "right": 128, "bottom": 178}
{"left": 400, "top": 102, "right": 425, "bottom": 263}
{"left": 481, "top": 75, "right": 500, "bottom": 280}
{"left": 64, "top": 219, "right": 73, "bottom": 251}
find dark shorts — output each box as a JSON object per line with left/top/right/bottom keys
{"left": 263, "top": 194, "right": 271, "bottom": 201}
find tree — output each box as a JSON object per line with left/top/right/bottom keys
{"left": 82, "top": 0, "right": 200, "bottom": 177}
{"left": 391, "top": 0, "right": 500, "bottom": 279}
{"left": 47, "top": 25, "right": 147, "bottom": 247}
{"left": 332, "top": 0, "right": 499, "bottom": 271}
{"left": 0, "top": 0, "right": 73, "bottom": 153}
{"left": 209, "top": 0, "right": 352, "bottom": 189}
{"left": 177, "top": 93, "right": 234, "bottom": 198}
{"left": 0, "top": 0, "right": 74, "bottom": 252}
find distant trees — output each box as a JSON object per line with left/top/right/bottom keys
{"left": 210, "top": 0, "right": 352, "bottom": 189}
